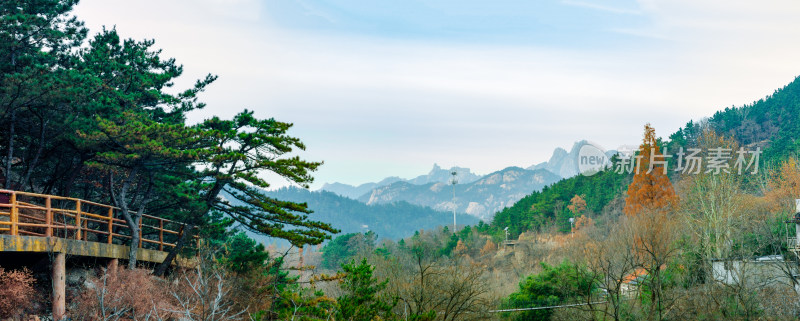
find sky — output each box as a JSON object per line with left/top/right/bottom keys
{"left": 72, "top": 0, "right": 800, "bottom": 189}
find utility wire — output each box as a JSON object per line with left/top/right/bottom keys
{"left": 489, "top": 301, "right": 608, "bottom": 313}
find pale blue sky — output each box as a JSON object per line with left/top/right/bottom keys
{"left": 74, "top": 0, "right": 800, "bottom": 189}
{"left": 261, "top": 0, "right": 648, "bottom": 46}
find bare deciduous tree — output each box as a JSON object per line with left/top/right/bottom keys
{"left": 172, "top": 262, "right": 245, "bottom": 321}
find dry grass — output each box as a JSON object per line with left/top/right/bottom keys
{"left": 0, "top": 267, "right": 36, "bottom": 319}
{"left": 72, "top": 268, "right": 177, "bottom": 320}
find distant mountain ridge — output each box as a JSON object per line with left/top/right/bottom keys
{"left": 320, "top": 177, "right": 404, "bottom": 199}
{"left": 358, "top": 166, "right": 561, "bottom": 220}
{"left": 318, "top": 141, "right": 610, "bottom": 220}
{"left": 320, "top": 164, "right": 481, "bottom": 199}
{"left": 528, "top": 140, "right": 617, "bottom": 178}
{"left": 407, "top": 164, "right": 482, "bottom": 185}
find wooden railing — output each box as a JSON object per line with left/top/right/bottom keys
{"left": 0, "top": 190, "right": 187, "bottom": 251}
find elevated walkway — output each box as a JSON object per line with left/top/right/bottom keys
{"left": 0, "top": 235, "right": 186, "bottom": 263}
{"left": 0, "top": 190, "right": 193, "bottom": 320}
{"left": 0, "top": 189, "right": 187, "bottom": 251}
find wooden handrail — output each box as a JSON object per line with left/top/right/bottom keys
{"left": 0, "top": 189, "right": 188, "bottom": 251}
{"left": 0, "top": 190, "right": 182, "bottom": 223}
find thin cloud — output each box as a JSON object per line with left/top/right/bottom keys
{"left": 561, "top": 0, "right": 643, "bottom": 15}
{"left": 609, "top": 27, "right": 669, "bottom": 39}
{"left": 292, "top": 0, "right": 339, "bottom": 23}
{"left": 73, "top": 0, "right": 800, "bottom": 188}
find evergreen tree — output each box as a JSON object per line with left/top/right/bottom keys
{"left": 80, "top": 112, "right": 206, "bottom": 267}
{"left": 219, "top": 232, "right": 271, "bottom": 275}
{"left": 0, "top": 1, "right": 338, "bottom": 273}
{"left": 336, "top": 258, "right": 397, "bottom": 321}
{"left": 502, "top": 261, "right": 598, "bottom": 321}
{"left": 197, "top": 111, "right": 337, "bottom": 247}
{"left": 0, "top": 0, "right": 88, "bottom": 190}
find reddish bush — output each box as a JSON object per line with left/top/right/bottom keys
{"left": 0, "top": 267, "right": 36, "bottom": 319}
{"left": 72, "top": 268, "right": 176, "bottom": 320}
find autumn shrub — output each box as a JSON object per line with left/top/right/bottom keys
{"left": 73, "top": 268, "right": 176, "bottom": 320}
{"left": 0, "top": 267, "right": 36, "bottom": 319}
{"left": 479, "top": 239, "right": 496, "bottom": 256}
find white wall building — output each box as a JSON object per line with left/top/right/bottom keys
{"left": 711, "top": 255, "right": 792, "bottom": 287}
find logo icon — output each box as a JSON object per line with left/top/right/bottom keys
{"left": 577, "top": 141, "right": 610, "bottom": 176}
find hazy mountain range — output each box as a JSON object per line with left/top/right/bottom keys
{"left": 318, "top": 140, "right": 610, "bottom": 220}
{"left": 528, "top": 140, "right": 618, "bottom": 178}
{"left": 320, "top": 164, "right": 481, "bottom": 199}
{"left": 241, "top": 140, "right": 616, "bottom": 245}
{"left": 358, "top": 166, "right": 560, "bottom": 220}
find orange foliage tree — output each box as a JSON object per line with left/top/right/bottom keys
{"left": 454, "top": 239, "right": 468, "bottom": 256}
{"left": 620, "top": 125, "right": 681, "bottom": 319}
{"left": 765, "top": 158, "right": 800, "bottom": 215}
{"left": 573, "top": 215, "right": 594, "bottom": 232}
{"left": 480, "top": 239, "right": 496, "bottom": 256}
{"left": 567, "top": 194, "right": 587, "bottom": 216}
{"left": 567, "top": 194, "right": 594, "bottom": 233}
{"left": 624, "top": 124, "right": 678, "bottom": 216}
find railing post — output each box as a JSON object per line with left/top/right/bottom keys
{"left": 177, "top": 224, "right": 184, "bottom": 248}
{"left": 139, "top": 218, "right": 143, "bottom": 248}
{"left": 159, "top": 218, "right": 164, "bottom": 251}
{"left": 107, "top": 207, "right": 114, "bottom": 244}
{"left": 75, "top": 200, "right": 81, "bottom": 240}
{"left": 10, "top": 192, "right": 17, "bottom": 236}
{"left": 45, "top": 196, "right": 52, "bottom": 237}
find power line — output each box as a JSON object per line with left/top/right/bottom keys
{"left": 489, "top": 301, "right": 608, "bottom": 313}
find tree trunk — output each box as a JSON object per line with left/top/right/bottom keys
{"left": 20, "top": 119, "right": 47, "bottom": 189}
{"left": 124, "top": 197, "right": 149, "bottom": 269}
{"left": 127, "top": 216, "right": 140, "bottom": 269}
{"left": 109, "top": 167, "right": 151, "bottom": 270}
{"left": 5, "top": 108, "right": 15, "bottom": 188}
{"left": 153, "top": 223, "right": 194, "bottom": 276}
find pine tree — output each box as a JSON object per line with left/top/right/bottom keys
{"left": 79, "top": 112, "right": 206, "bottom": 268}
{"left": 0, "top": 0, "right": 339, "bottom": 275}
{"left": 196, "top": 111, "right": 338, "bottom": 246}
{"left": 336, "top": 259, "right": 397, "bottom": 321}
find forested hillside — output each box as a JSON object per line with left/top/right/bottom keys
{"left": 490, "top": 75, "right": 800, "bottom": 239}
{"left": 670, "top": 75, "right": 800, "bottom": 162}
{"left": 490, "top": 168, "right": 629, "bottom": 237}
{"left": 264, "top": 187, "right": 478, "bottom": 240}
